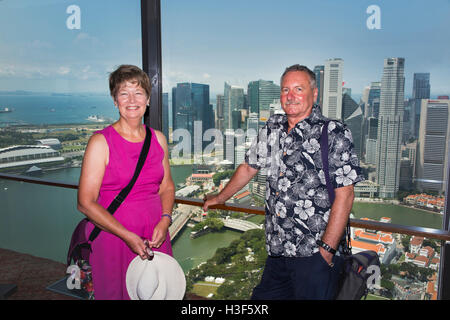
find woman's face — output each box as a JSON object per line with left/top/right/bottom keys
{"left": 114, "top": 80, "right": 150, "bottom": 120}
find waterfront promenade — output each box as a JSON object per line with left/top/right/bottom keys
{"left": 170, "top": 204, "right": 195, "bottom": 240}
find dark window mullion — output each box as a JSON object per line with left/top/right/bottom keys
{"left": 438, "top": 146, "right": 450, "bottom": 300}
{"left": 141, "top": 0, "right": 162, "bottom": 130}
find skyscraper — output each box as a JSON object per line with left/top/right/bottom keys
{"left": 342, "top": 93, "right": 363, "bottom": 159}
{"left": 367, "top": 82, "right": 381, "bottom": 118}
{"left": 365, "top": 117, "right": 378, "bottom": 165}
{"left": 216, "top": 94, "right": 225, "bottom": 131}
{"left": 223, "top": 82, "right": 244, "bottom": 130}
{"left": 411, "top": 73, "right": 431, "bottom": 138}
{"left": 416, "top": 99, "right": 450, "bottom": 193}
{"left": 247, "top": 80, "right": 280, "bottom": 115}
{"left": 376, "top": 58, "right": 405, "bottom": 198}
{"left": 313, "top": 65, "right": 324, "bottom": 106}
{"left": 322, "top": 58, "right": 344, "bottom": 120}
{"left": 172, "top": 82, "right": 213, "bottom": 150}
{"left": 413, "top": 73, "right": 431, "bottom": 100}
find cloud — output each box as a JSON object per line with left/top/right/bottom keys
{"left": 0, "top": 65, "right": 16, "bottom": 77}
{"left": 58, "top": 66, "right": 70, "bottom": 75}
{"left": 73, "top": 32, "right": 101, "bottom": 46}
{"left": 27, "top": 40, "right": 54, "bottom": 50}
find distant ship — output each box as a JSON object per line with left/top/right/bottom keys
{"left": 0, "top": 107, "right": 12, "bottom": 113}
{"left": 87, "top": 115, "right": 106, "bottom": 122}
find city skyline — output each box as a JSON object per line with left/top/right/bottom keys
{"left": 162, "top": 0, "right": 450, "bottom": 96}
{"left": 0, "top": 1, "right": 448, "bottom": 97}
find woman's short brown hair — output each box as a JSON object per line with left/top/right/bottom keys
{"left": 109, "top": 64, "right": 152, "bottom": 100}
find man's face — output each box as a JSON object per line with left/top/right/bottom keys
{"left": 280, "top": 71, "right": 318, "bottom": 122}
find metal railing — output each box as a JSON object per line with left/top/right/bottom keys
{"left": 1, "top": 173, "right": 449, "bottom": 242}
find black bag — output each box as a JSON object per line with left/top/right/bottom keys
{"left": 335, "top": 250, "right": 380, "bottom": 300}
{"left": 320, "top": 120, "right": 381, "bottom": 300}
{"left": 66, "top": 125, "right": 152, "bottom": 298}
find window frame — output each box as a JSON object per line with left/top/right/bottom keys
{"left": 141, "top": 0, "right": 162, "bottom": 131}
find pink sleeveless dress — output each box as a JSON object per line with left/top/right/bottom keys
{"left": 84, "top": 125, "right": 173, "bottom": 300}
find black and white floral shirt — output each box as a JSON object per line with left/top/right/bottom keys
{"left": 245, "top": 105, "right": 364, "bottom": 257}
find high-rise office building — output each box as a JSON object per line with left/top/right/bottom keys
{"left": 247, "top": 80, "right": 280, "bottom": 117}
{"left": 246, "top": 113, "right": 259, "bottom": 143}
{"left": 342, "top": 93, "right": 363, "bottom": 159}
{"left": 400, "top": 141, "right": 417, "bottom": 191}
{"left": 322, "top": 58, "right": 344, "bottom": 120}
{"left": 411, "top": 73, "right": 431, "bottom": 138}
{"left": 360, "top": 82, "right": 381, "bottom": 157}
{"left": 361, "top": 86, "right": 370, "bottom": 117}
{"left": 172, "top": 82, "right": 213, "bottom": 150}
{"left": 231, "top": 110, "right": 242, "bottom": 129}
{"left": 402, "top": 98, "right": 415, "bottom": 143}
{"left": 416, "top": 99, "right": 450, "bottom": 193}
{"left": 216, "top": 94, "right": 225, "bottom": 132}
{"left": 224, "top": 82, "right": 244, "bottom": 130}
{"left": 365, "top": 117, "right": 378, "bottom": 165}
{"left": 367, "top": 82, "right": 381, "bottom": 118}
{"left": 313, "top": 65, "right": 324, "bottom": 107}
{"left": 413, "top": 73, "right": 431, "bottom": 100}
{"left": 376, "top": 58, "right": 405, "bottom": 198}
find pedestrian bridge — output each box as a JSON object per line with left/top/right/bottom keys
{"left": 220, "top": 218, "right": 263, "bottom": 232}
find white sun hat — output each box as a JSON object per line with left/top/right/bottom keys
{"left": 126, "top": 251, "right": 186, "bottom": 300}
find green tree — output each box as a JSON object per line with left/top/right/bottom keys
{"left": 212, "top": 170, "right": 235, "bottom": 186}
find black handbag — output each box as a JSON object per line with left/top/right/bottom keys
{"left": 66, "top": 125, "right": 152, "bottom": 298}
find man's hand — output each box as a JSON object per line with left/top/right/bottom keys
{"left": 319, "top": 247, "right": 334, "bottom": 266}
{"left": 202, "top": 193, "right": 224, "bottom": 212}
{"left": 202, "top": 163, "right": 258, "bottom": 212}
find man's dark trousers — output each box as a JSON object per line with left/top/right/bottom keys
{"left": 251, "top": 252, "right": 343, "bottom": 300}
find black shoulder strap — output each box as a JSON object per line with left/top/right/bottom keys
{"left": 88, "top": 125, "right": 152, "bottom": 242}
{"left": 320, "top": 120, "right": 335, "bottom": 204}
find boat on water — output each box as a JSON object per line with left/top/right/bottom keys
{"left": 87, "top": 115, "right": 106, "bottom": 122}
{"left": 0, "top": 107, "right": 12, "bottom": 113}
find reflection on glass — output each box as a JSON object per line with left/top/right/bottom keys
{"left": 161, "top": 0, "right": 449, "bottom": 300}
{"left": 0, "top": 0, "right": 141, "bottom": 177}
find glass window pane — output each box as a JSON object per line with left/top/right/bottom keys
{"left": 162, "top": 0, "right": 449, "bottom": 300}
{"left": 0, "top": 0, "right": 142, "bottom": 183}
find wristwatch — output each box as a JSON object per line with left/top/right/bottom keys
{"left": 316, "top": 239, "right": 337, "bottom": 255}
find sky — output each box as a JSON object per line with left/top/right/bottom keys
{"left": 0, "top": 0, "right": 142, "bottom": 93}
{"left": 0, "top": 0, "right": 449, "bottom": 97}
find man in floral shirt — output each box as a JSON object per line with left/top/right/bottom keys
{"left": 203, "top": 65, "right": 364, "bottom": 299}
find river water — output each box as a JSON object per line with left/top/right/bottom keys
{"left": 0, "top": 165, "right": 444, "bottom": 273}
{"left": 0, "top": 165, "right": 241, "bottom": 272}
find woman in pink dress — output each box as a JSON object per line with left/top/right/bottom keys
{"left": 77, "top": 65, "right": 175, "bottom": 300}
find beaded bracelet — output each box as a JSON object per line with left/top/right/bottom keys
{"left": 161, "top": 213, "right": 173, "bottom": 225}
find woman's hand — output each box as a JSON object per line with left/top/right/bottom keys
{"left": 148, "top": 218, "right": 171, "bottom": 248}
{"left": 123, "top": 231, "right": 152, "bottom": 260}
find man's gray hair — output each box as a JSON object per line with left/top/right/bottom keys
{"left": 280, "top": 64, "right": 316, "bottom": 89}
